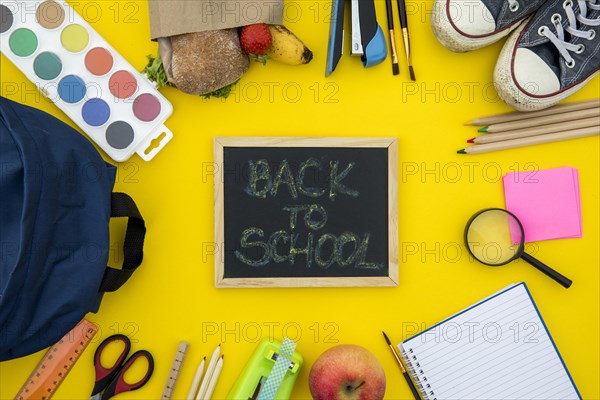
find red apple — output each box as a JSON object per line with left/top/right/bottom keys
{"left": 309, "top": 344, "right": 386, "bottom": 400}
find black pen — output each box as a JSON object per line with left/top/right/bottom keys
{"left": 382, "top": 331, "right": 421, "bottom": 400}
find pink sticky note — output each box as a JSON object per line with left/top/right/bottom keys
{"left": 503, "top": 167, "right": 582, "bottom": 243}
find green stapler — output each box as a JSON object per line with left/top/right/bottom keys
{"left": 227, "top": 338, "right": 303, "bottom": 400}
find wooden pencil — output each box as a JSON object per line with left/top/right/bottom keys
{"left": 465, "top": 98, "right": 600, "bottom": 126}
{"left": 186, "top": 357, "right": 206, "bottom": 400}
{"left": 479, "top": 108, "right": 599, "bottom": 133}
{"left": 204, "top": 355, "right": 223, "bottom": 400}
{"left": 469, "top": 117, "right": 599, "bottom": 144}
{"left": 458, "top": 126, "right": 599, "bottom": 154}
{"left": 195, "top": 345, "right": 220, "bottom": 400}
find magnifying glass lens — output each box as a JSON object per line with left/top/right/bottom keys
{"left": 466, "top": 209, "right": 523, "bottom": 265}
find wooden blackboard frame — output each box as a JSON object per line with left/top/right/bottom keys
{"left": 214, "top": 137, "right": 398, "bottom": 288}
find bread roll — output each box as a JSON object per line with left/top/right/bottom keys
{"left": 170, "top": 29, "right": 249, "bottom": 95}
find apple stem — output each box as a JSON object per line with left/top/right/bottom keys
{"left": 351, "top": 381, "right": 366, "bottom": 392}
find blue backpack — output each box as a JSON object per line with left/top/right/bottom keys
{"left": 0, "top": 96, "right": 146, "bottom": 361}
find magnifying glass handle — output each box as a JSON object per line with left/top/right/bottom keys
{"left": 521, "top": 252, "right": 572, "bottom": 289}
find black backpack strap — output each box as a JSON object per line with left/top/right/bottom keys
{"left": 99, "top": 193, "right": 146, "bottom": 293}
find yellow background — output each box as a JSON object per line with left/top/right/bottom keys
{"left": 1, "top": 1, "right": 599, "bottom": 399}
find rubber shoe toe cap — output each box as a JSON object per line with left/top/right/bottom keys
{"left": 451, "top": 0, "right": 496, "bottom": 36}
{"left": 513, "top": 48, "right": 561, "bottom": 95}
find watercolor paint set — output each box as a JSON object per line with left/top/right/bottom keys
{"left": 0, "top": 0, "right": 173, "bottom": 162}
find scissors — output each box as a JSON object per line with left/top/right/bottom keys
{"left": 90, "top": 334, "right": 154, "bottom": 400}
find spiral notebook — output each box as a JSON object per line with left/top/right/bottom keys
{"left": 398, "top": 283, "right": 581, "bottom": 400}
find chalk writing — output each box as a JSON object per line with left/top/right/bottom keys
{"left": 235, "top": 157, "right": 382, "bottom": 270}
{"left": 245, "top": 159, "right": 360, "bottom": 200}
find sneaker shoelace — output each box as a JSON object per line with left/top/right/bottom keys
{"left": 539, "top": 0, "right": 600, "bottom": 68}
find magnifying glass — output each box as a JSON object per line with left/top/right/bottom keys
{"left": 464, "top": 208, "right": 572, "bottom": 288}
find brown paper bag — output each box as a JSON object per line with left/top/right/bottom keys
{"left": 148, "top": 0, "right": 284, "bottom": 40}
{"left": 147, "top": 0, "right": 283, "bottom": 95}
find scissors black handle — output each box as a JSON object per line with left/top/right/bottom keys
{"left": 100, "top": 350, "right": 155, "bottom": 400}
{"left": 91, "top": 334, "right": 131, "bottom": 397}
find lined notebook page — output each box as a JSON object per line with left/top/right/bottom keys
{"left": 399, "top": 283, "right": 580, "bottom": 400}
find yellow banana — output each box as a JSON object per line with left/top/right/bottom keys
{"left": 267, "top": 25, "right": 313, "bottom": 65}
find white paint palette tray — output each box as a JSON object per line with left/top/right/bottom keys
{"left": 0, "top": 0, "right": 173, "bottom": 162}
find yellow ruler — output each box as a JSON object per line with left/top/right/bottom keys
{"left": 15, "top": 319, "right": 99, "bottom": 400}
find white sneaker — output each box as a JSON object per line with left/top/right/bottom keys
{"left": 432, "top": 0, "right": 549, "bottom": 52}
{"left": 495, "top": 0, "right": 600, "bottom": 110}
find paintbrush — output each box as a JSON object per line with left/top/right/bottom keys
{"left": 384, "top": 0, "right": 400, "bottom": 75}
{"left": 382, "top": 331, "right": 421, "bottom": 399}
{"left": 396, "top": 0, "right": 415, "bottom": 80}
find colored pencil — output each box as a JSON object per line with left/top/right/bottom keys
{"left": 385, "top": 0, "right": 399, "bottom": 75}
{"left": 465, "top": 98, "right": 600, "bottom": 126}
{"left": 204, "top": 355, "right": 224, "bottom": 400}
{"left": 186, "top": 357, "right": 206, "bottom": 400}
{"left": 458, "top": 126, "right": 599, "bottom": 154}
{"left": 479, "top": 108, "right": 599, "bottom": 133}
{"left": 195, "top": 345, "right": 220, "bottom": 400}
{"left": 382, "top": 331, "right": 421, "bottom": 399}
{"left": 468, "top": 117, "right": 599, "bottom": 144}
{"left": 396, "top": 0, "right": 415, "bottom": 80}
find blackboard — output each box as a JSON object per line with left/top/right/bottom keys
{"left": 214, "top": 137, "right": 398, "bottom": 287}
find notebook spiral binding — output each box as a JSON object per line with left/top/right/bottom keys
{"left": 399, "top": 346, "right": 437, "bottom": 400}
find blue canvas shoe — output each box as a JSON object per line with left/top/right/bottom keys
{"left": 495, "top": 0, "right": 600, "bottom": 110}
{"left": 432, "top": 0, "right": 549, "bottom": 52}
